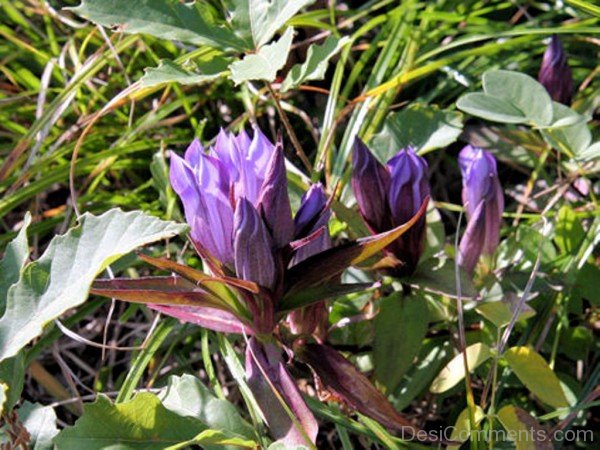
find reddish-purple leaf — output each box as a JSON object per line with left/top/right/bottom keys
{"left": 298, "top": 343, "right": 416, "bottom": 436}
{"left": 138, "top": 253, "right": 259, "bottom": 293}
{"left": 91, "top": 276, "right": 226, "bottom": 309}
{"left": 149, "top": 304, "right": 252, "bottom": 334}
{"left": 246, "top": 337, "right": 318, "bottom": 446}
{"left": 285, "top": 197, "right": 429, "bottom": 293}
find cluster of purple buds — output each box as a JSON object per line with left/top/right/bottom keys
{"left": 92, "top": 127, "right": 426, "bottom": 446}
{"left": 457, "top": 146, "right": 504, "bottom": 274}
{"left": 538, "top": 34, "right": 573, "bottom": 105}
{"left": 351, "top": 138, "right": 430, "bottom": 276}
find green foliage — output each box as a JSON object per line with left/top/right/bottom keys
{"left": 281, "top": 36, "right": 350, "bottom": 92}
{"left": 0, "top": 209, "right": 186, "bottom": 362}
{"left": 373, "top": 292, "right": 430, "bottom": 392}
{"left": 230, "top": 27, "right": 295, "bottom": 84}
{"left": 369, "top": 105, "right": 464, "bottom": 160}
{"left": 0, "top": 0, "right": 599, "bottom": 447}
{"left": 503, "top": 346, "right": 569, "bottom": 409}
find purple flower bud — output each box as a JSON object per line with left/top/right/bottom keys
{"left": 351, "top": 138, "right": 430, "bottom": 275}
{"left": 233, "top": 198, "right": 276, "bottom": 289}
{"left": 287, "top": 184, "right": 332, "bottom": 340}
{"left": 258, "top": 143, "right": 294, "bottom": 248}
{"left": 351, "top": 138, "right": 390, "bottom": 233}
{"left": 386, "top": 147, "right": 430, "bottom": 275}
{"left": 458, "top": 146, "right": 504, "bottom": 274}
{"left": 538, "top": 35, "right": 573, "bottom": 105}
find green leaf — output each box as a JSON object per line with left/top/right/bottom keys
{"left": 482, "top": 70, "right": 553, "bottom": 126}
{"left": 447, "top": 406, "right": 485, "bottom": 450}
{"left": 230, "top": 27, "right": 294, "bottom": 84}
{"left": 140, "top": 57, "right": 230, "bottom": 88}
{"left": 0, "top": 354, "right": 25, "bottom": 414}
{"left": 166, "top": 429, "right": 257, "bottom": 450}
{"left": 0, "top": 209, "right": 187, "bottom": 362}
{"left": 504, "top": 346, "right": 569, "bottom": 408}
{"left": 159, "top": 374, "right": 255, "bottom": 448}
{"left": 369, "top": 105, "right": 463, "bottom": 160}
{"left": 228, "top": 0, "right": 315, "bottom": 48}
{"left": 54, "top": 393, "right": 207, "bottom": 449}
{"left": 68, "top": 0, "right": 245, "bottom": 51}
{"left": 555, "top": 205, "right": 585, "bottom": 255}
{"left": 576, "top": 141, "right": 600, "bottom": 163}
{"left": 17, "top": 402, "right": 59, "bottom": 450}
{"left": 0, "top": 212, "right": 31, "bottom": 312}
{"left": 457, "top": 93, "right": 528, "bottom": 124}
{"left": 410, "top": 257, "right": 478, "bottom": 299}
{"left": 373, "top": 292, "right": 430, "bottom": 392}
{"left": 457, "top": 70, "right": 554, "bottom": 126}
{"left": 476, "top": 297, "right": 535, "bottom": 328}
{"left": 430, "top": 343, "right": 492, "bottom": 393}
{"left": 281, "top": 36, "right": 349, "bottom": 92}
{"left": 542, "top": 102, "right": 592, "bottom": 157}
{"left": 497, "top": 405, "right": 553, "bottom": 450}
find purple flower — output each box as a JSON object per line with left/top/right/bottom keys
{"left": 287, "top": 184, "right": 332, "bottom": 339}
{"left": 351, "top": 138, "right": 430, "bottom": 275}
{"left": 538, "top": 35, "right": 573, "bottom": 105}
{"left": 457, "top": 146, "right": 504, "bottom": 274}
{"left": 169, "top": 127, "right": 293, "bottom": 286}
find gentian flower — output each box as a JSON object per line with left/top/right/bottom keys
{"left": 92, "top": 127, "right": 428, "bottom": 446}
{"left": 538, "top": 35, "right": 573, "bottom": 105}
{"left": 457, "top": 145, "right": 504, "bottom": 274}
{"left": 352, "top": 138, "right": 430, "bottom": 276}
{"left": 287, "top": 184, "right": 332, "bottom": 340}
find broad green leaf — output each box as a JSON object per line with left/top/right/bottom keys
{"left": 141, "top": 57, "right": 230, "bottom": 87}
{"left": 411, "top": 257, "right": 478, "bottom": 299}
{"left": 0, "top": 209, "right": 187, "bottom": 362}
{"left": 18, "top": 402, "right": 59, "bottom": 450}
{"left": 54, "top": 393, "right": 207, "bottom": 449}
{"left": 166, "top": 430, "right": 257, "bottom": 450}
{"left": 497, "top": 405, "right": 553, "bottom": 450}
{"left": 457, "top": 93, "right": 528, "bottom": 124}
{"left": 228, "top": 0, "right": 315, "bottom": 48}
{"left": 0, "top": 354, "right": 25, "bottom": 414}
{"left": 504, "top": 346, "right": 569, "bottom": 408}
{"left": 68, "top": 0, "right": 245, "bottom": 51}
{"left": 281, "top": 36, "right": 349, "bottom": 92}
{"left": 476, "top": 292, "right": 536, "bottom": 328}
{"left": 374, "top": 292, "right": 430, "bottom": 392}
{"left": 482, "top": 70, "right": 553, "bottom": 126}
{"left": 542, "top": 102, "right": 592, "bottom": 156}
{"left": 159, "top": 374, "right": 255, "bottom": 448}
{"left": 447, "top": 406, "right": 485, "bottom": 450}
{"left": 430, "top": 343, "right": 492, "bottom": 393}
{"left": 457, "top": 70, "right": 554, "bottom": 126}
{"left": 554, "top": 205, "right": 585, "bottom": 255}
{"left": 230, "top": 27, "right": 294, "bottom": 84}
{"left": 391, "top": 342, "right": 450, "bottom": 411}
{"left": 576, "top": 141, "right": 600, "bottom": 163}
{"left": 0, "top": 212, "right": 31, "bottom": 312}
{"left": 369, "top": 105, "right": 463, "bottom": 160}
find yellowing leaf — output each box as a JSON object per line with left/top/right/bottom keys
{"left": 497, "top": 405, "right": 553, "bottom": 450}
{"left": 504, "top": 347, "right": 568, "bottom": 409}
{"left": 430, "top": 343, "right": 492, "bottom": 393}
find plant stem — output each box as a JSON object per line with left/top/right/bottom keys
{"left": 265, "top": 82, "right": 313, "bottom": 173}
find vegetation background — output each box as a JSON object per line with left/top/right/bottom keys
{"left": 0, "top": 0, "right": 598, "bottom": 448}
